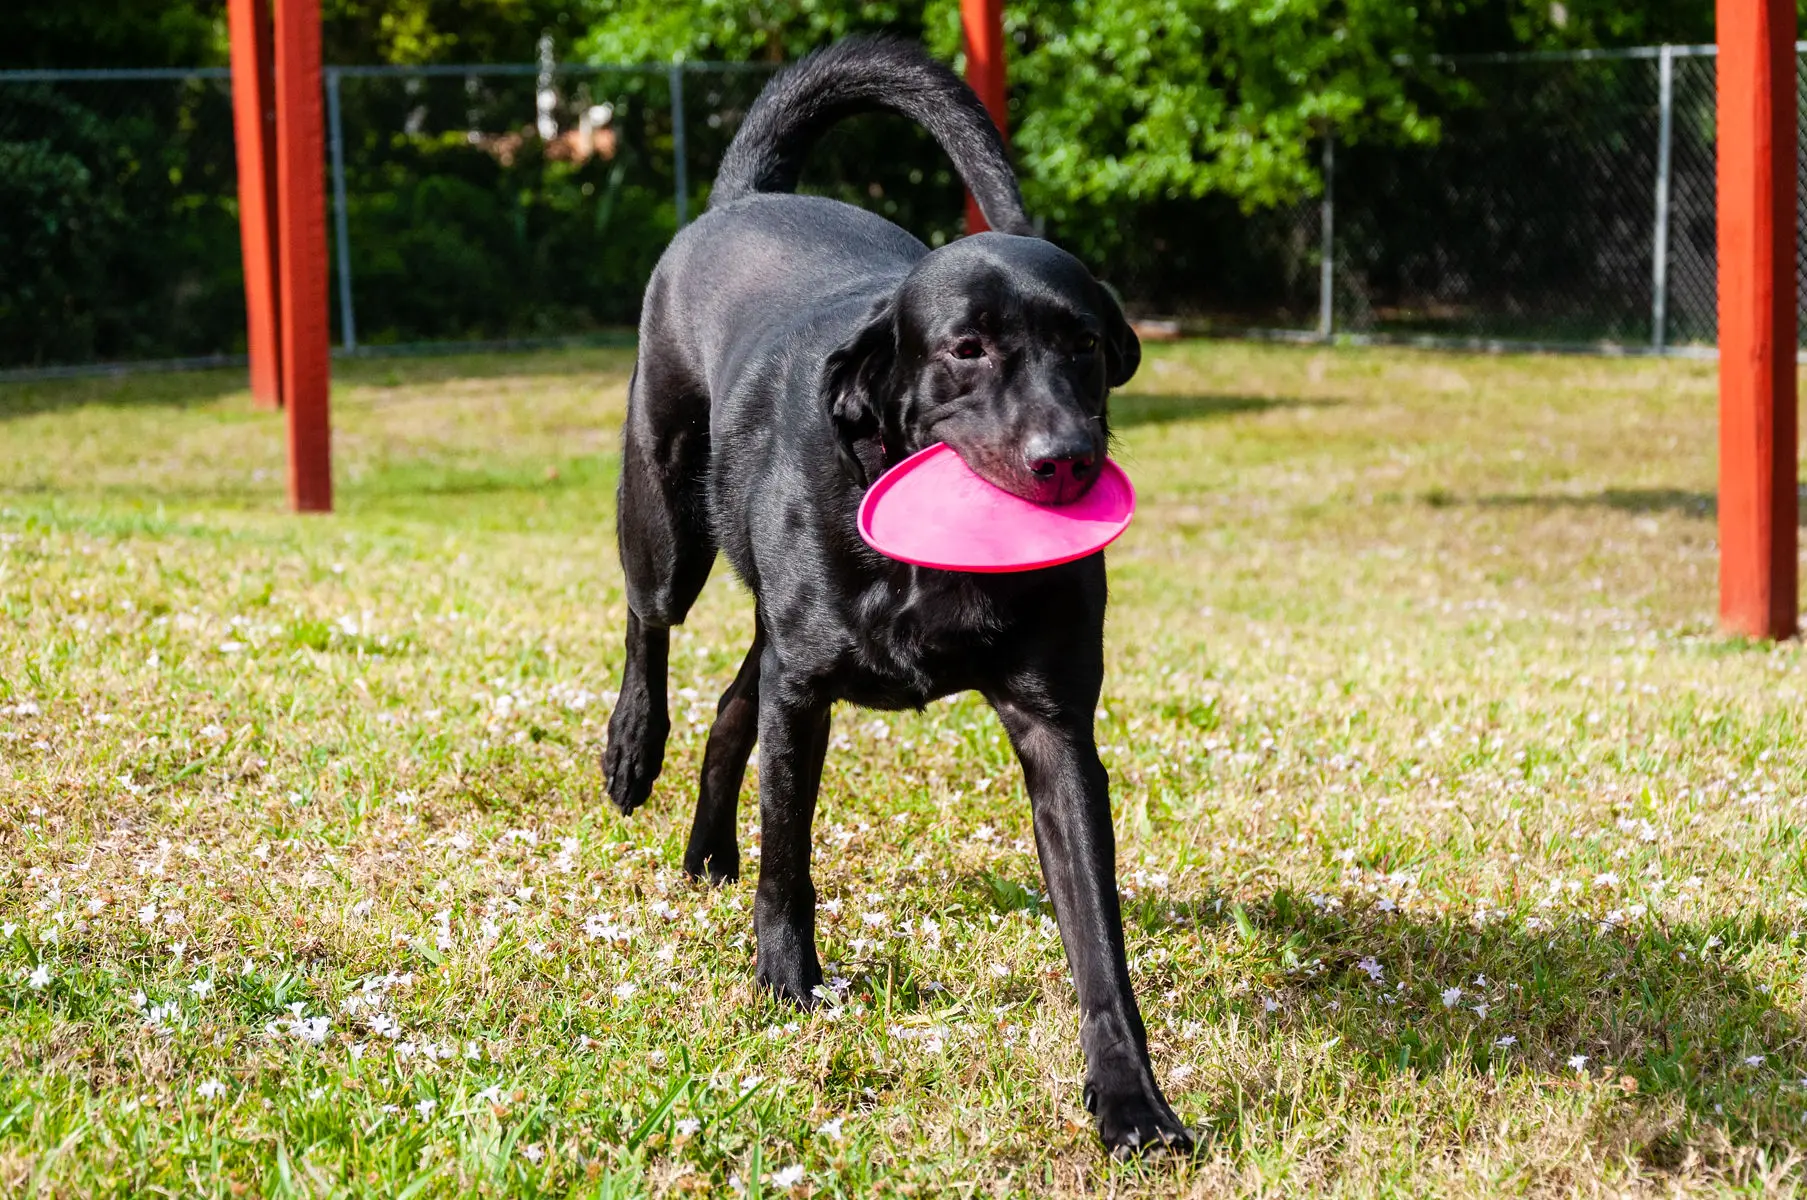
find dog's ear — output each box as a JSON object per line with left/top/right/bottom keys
{"left": 1098, "top": 282, "right": 1141, "bottom": 389}
{"left": 820, "top": 295, "right": 897, "bottom": 487}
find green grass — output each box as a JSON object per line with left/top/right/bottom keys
{"left": 2, "top": 342, "right": 1805, "bottom": 1197}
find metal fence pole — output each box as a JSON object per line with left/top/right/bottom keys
{"left": 1318, "top": 135, "right": 1335, "bottom": 340}
{"left": 668, "top": 64, "right": 689, "bottom": 229}
{"left": 325, "top": 67, "right": 357, "bottom": 351}
{"left": 1650, "top": 45, "right": 1674, "bottom": 352}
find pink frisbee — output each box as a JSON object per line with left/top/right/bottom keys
{"left": 857, "top": 442, "right": 1136, "bottom": 573}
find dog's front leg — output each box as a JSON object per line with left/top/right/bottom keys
{"left": 752, "top": 652, "right": 830, "bottom": 1005}
{"left": 991, "top": 691, "right": 1193, "bottom": 1158}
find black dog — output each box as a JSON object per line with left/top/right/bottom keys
{"left": 603, "top": 38, "right": 1190, "bottom": 1157}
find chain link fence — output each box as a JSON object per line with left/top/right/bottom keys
{"left": 1311, "top": 45, "right": 1724, "bottom": 351}
{"left": 0, "top": 45, "right": 1794, "bottom": 375}
{"left": 320, "top": 61, "right": 987, "bottom": 351}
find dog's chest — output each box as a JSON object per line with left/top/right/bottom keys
{"left": 827, "top": 573, "right": 1009, "bottom": 708}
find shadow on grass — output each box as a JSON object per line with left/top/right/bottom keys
{"left": 331, "top": 343, "right": 636, "bottom": 391}
{"left": 1141, "top": 889, "right": 1802, "bottom": 1171}
{"left": 955, "top": 873, "right": 1801, "bottom": 1173}
{"left": 0, "top": 453, "right": 622, "bottom": 526}
{"left": 1443, "top": 485, "right": 1807, "bottom": 528}
{"left": 1111, "top": 393, "right": 1338, "bottom": 431}
{"left": 0, "top": 365, "right": 255, "bottom": 420}
{"left": 1448, "top": 487, "right": 1721, "bottom": 520}
{"left": 0, "top": 343, "right": 639, "bottom": 422}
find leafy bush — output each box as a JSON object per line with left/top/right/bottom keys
{"left": 0, "top": 80, "right": 243, "bottom": 368}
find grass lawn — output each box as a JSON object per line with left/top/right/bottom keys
{"left": 2, "top": 342, "right": 1804, "bottom": 1197}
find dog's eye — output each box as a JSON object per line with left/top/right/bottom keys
{"left": 949, "top": 338, "right": 985, "bottom": 361}
{"left": 1074, "top": 334, "right": 1099, "bottom": 355}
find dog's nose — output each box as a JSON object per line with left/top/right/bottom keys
{"left": 1025, "top": 432, "right": 1097, "bottom": 493}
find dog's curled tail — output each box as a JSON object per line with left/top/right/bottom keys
{"left": 709, "top": 37, "right": 1032, "bottom": 236}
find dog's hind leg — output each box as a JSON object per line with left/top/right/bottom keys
{"left": 682, "top": 620, "right": 764, "bottom": 883}
{"left": 604, "top": 358, "right": 716, "bottom": 816}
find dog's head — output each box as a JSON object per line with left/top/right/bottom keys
{"left": 821, "top": 234, "right": 1139, "bottom": 504}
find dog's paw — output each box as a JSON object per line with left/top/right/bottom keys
{"left": 602, "top": 696, "right": 668, "bottom": 816}
{"left": 1086, "top": 1080, "right": 1194, "bottom": 1161}
{"left": 753, "top": 950, "right": 823, "bottom": 1009}
{"left": 682, "top": 843, "right": 740, "bottom": 885}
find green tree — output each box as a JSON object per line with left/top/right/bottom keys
{"left": 578, "top": 0, "right": 923, "bottom": 63}
{"left": 321, "top": 0, "right": 579, "bottom": 66}
{"left": 570, "top": 0, "right": 1734, "bottom": 216}
{"left": 975, "top": 1, "right": 1440, "bottom": 215}
{"left": 5, "top": 0, "right": 225, "bottom": 70}
{"left": 579, "top": 1, "right": 1442, "bottom": 214}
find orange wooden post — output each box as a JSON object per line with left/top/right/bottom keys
{"left": 1717, "top": 0, "right": 1798, "bottom": 639}
{"left": 227, "top": 0, "right": 282, "bottom": 410}
{"left": 273, "top": 0, "right": 333, "bottom": 512}
{"left": 961, "top": 0, "right": 1008, "bottom": 234}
